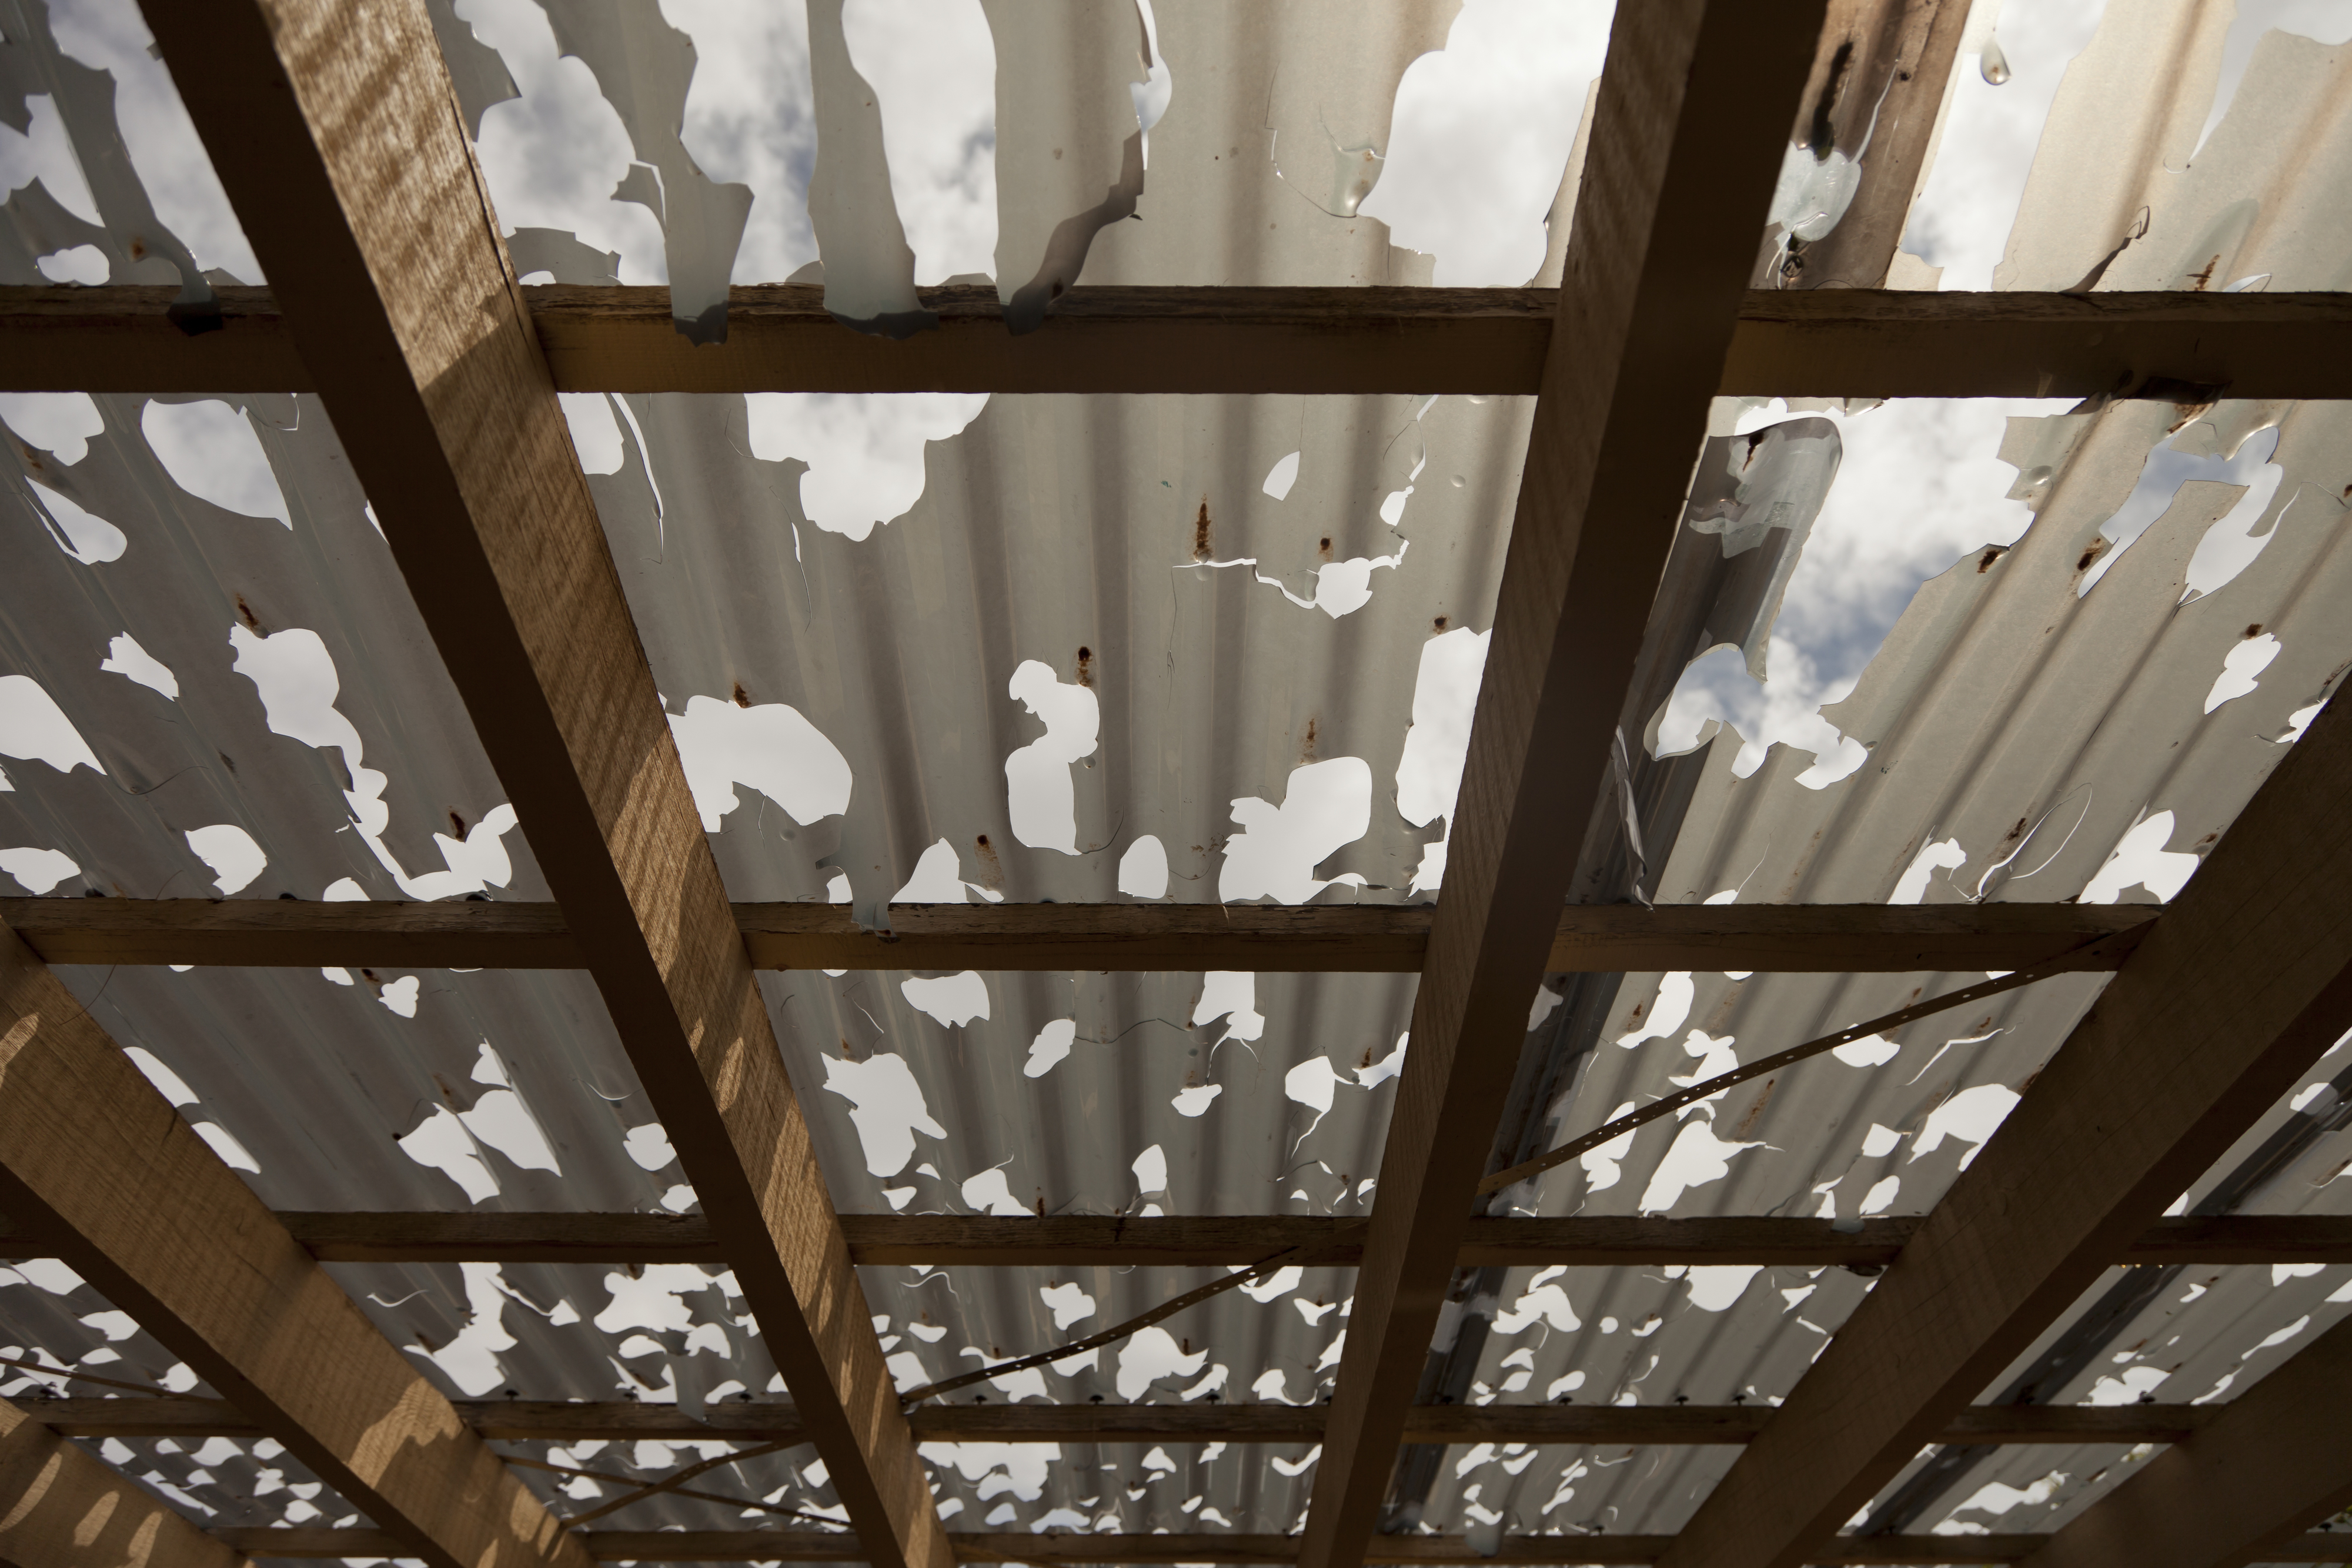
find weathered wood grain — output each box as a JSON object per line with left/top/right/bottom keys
{"left": 7, "top": 1210, "right": 2334, "bottom": 1269}
{"left": 0, "top": 1395, "right": 252, "bottom": 1568}
{"left": 139, "top": 3, "right": 944, "bottom": 1566}
{"left": 2, "top": 897, "right": 2153, "bottom": 975}
{"left": 5, "top": 284, "right": 2350, "bottom": 397}
{"left": 1299, "top": 8, "right": 1829, "bottom": 1568}
{"left": 1658, "top": 574, "right": 2352, "bottom": 1568}
{"left": 2013, "top": 1313, "right": 2352, "bottom": 1568}
{"left": 22, "top": 1393, "right": 2219, "bottom": 1448}
{"left": 0, "top": 925, "right": 584, "bottom": 1568}
{"left": 200, "top": 1528, "right": 2352, "bottom": 1564}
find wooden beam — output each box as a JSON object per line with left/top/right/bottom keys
{"left": 202, "top": 1530, "right": 2352, "bottom": 1564}
{"left": 288, "top": 1210, "right": 723, "bottom": 1265}
{"left": 9, "top": 1211, "right": 2340, "bottom": 1268}
{"left": 6, "top": 284, "right": 2352, "bottom": 398}
{"left": 1, "top": 895, "right": 2152, "bottom": 975}
{"left": 1722, "top": 290, "right": 2352, "bottom": 399}
{"left": 1299, "top": 8, "right": 1826, "bottom": 1566}
{"left": 2012, "top": 1313, "right": 2352, "bottom": 1568}
{"left": 0, "top": 1395, "right": 252, "bottom": 1568}
{"left": 1766, "top": 0, "right": 1973, "bottom": 289}
{"left": 28, "top": 1395, "right": 2220, "bottom": 1447}
{"left": 0, "top": 926, "right": 586, "bottom": 1568}
{"left": 139, "top": 5, "right": 944, "bottom": 1568}
{"left": 1657, "top": 581, "right": 2352, "bottom": 1568}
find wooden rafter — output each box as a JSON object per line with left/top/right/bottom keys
{"left": 2010, "top": 1313, "right": 2352, "bottom": 1568}
{"left": 1, "top": 898, "right": 2152, "bottom": 975}
{"left": 0, "top": 1395, "right": 251, "bottom": 1568}
{"left": 5, "top": 284, "right": 2352, "bottom": 397}
{"left": 1300, "top": 7, "right": 1828, "bottom": 1566}
{"left": 195, "top": 1528, "right": 2352, "bottom": 1564}
{"left": 6, "top": 1211, "right": 2340, "bottom": 1269}
{"left": 22, "top": 1393, "right": 2226, "bottom": 1449}
{"left": 137, "top": 4, "right": 943, "bottom": 1567}
{"left": 1772, "top": 0, "right": 1970, "bottom": 290}
{"left": 1658, "top": 630, "right": 2352, "bottom": 1568}
{"left": 0, "top": 927, "right": 586, "bottom": 1568}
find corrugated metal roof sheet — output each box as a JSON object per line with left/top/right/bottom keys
{"left": 1, "top": 0, "right": 2351, "bottom": 1558}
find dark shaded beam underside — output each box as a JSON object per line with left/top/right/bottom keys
{"left": 1, "top": 286, "right": 2347, "bottom": 398}
{"left": 205, "top": 1528, "right": 2352, "bottom": 1563}
{"left": 2, "top": 899, "right": 2154, "bottom": 976}
{"left": 36, "top": 1396, "right": 2221, "bottom": 1447}
{"left": 2, "top": 1212, "right": 2333, "bottom": 1266}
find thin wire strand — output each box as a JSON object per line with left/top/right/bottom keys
{"left": 502, "top": 1452, "right": 840, "bottom": 1527}
{"left": 1475, "top": 930, "right": 2141, "bottom": 1198}
{"left": 896, "top": 1246, "right": 1306, "bottom": 1409}
{"left": 560, "top": 1438, "right": 793, "bottom": 1525}
{"left": 0, "top": 1354, "right": 172, "bottom": 1396}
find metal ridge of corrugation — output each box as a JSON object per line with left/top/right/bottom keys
{"left": 0, "top": 0, "right": 2350, "bottom": 1552}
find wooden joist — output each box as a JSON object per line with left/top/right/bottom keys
{"left": 1301, "top": 9, "right": 1828, "bottom": 1567}
{"left": 200, "top": 1529, "right": 2352, "bottom": 1564}
{"left": 0, "top": 925, "right": 586, "bottom": 1568}
{"left": 2011, "top": 1313, "right": 2352, "bottom": 1568}
{"left": 1656, "top": 569, "right": 2352, "bottom": 1568}
{"left": 5, "top": 283, "right": 2352, "bottom": 397}
{"left": 0, "top": 1395, "right": 251, "bottom": 1568}
{"left": 6, "top": 1209, "right": 2338, "bottom": 1268}
{"left": 142, "top": 4, "right": 945, "bottom": 1567}
{"left": 25, "top": 1393, "right": 2223, "bottom": 1449}
{"left": 1, "top": 898, "right": 2153, "bottom": 976}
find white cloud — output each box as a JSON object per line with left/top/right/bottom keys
{"left": 1900, "top": 5, "right": 2110, "bottom": 290}
{"left": 744, "top": 393, "right": 989, "bottom": 539}
{"left": 141, "top": 400, "right": 289, "bottom": 525}
{"left": 840, "top": 0, "right": 997, "bottom": 284}
{"left": 1359, "top": 0, "right": 1607, "bottom": 285}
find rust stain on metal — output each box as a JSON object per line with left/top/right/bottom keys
{"left": 1075, "top": 646, "right": 1094, "bottom": 688}
{"left": 731, "top": 681, "right": 751, "bottom": 707}
{"left": 233, "top": 594, "right": 265, "bottom": 633}
{"left": 1977, "top": 547, "right": 2006, "bottom": 573}
{"left": 974, "top": 834, "right": 1004, "bottom": 887}
{"left": 1732, "top": 1078, "right": 1778, "bottom": 1139}
{"left": 1299, "top": 717, "right": 1318, "bottom": 763}
{"left": 1192, "top": 499, "right": 1213, "bottom": 561}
